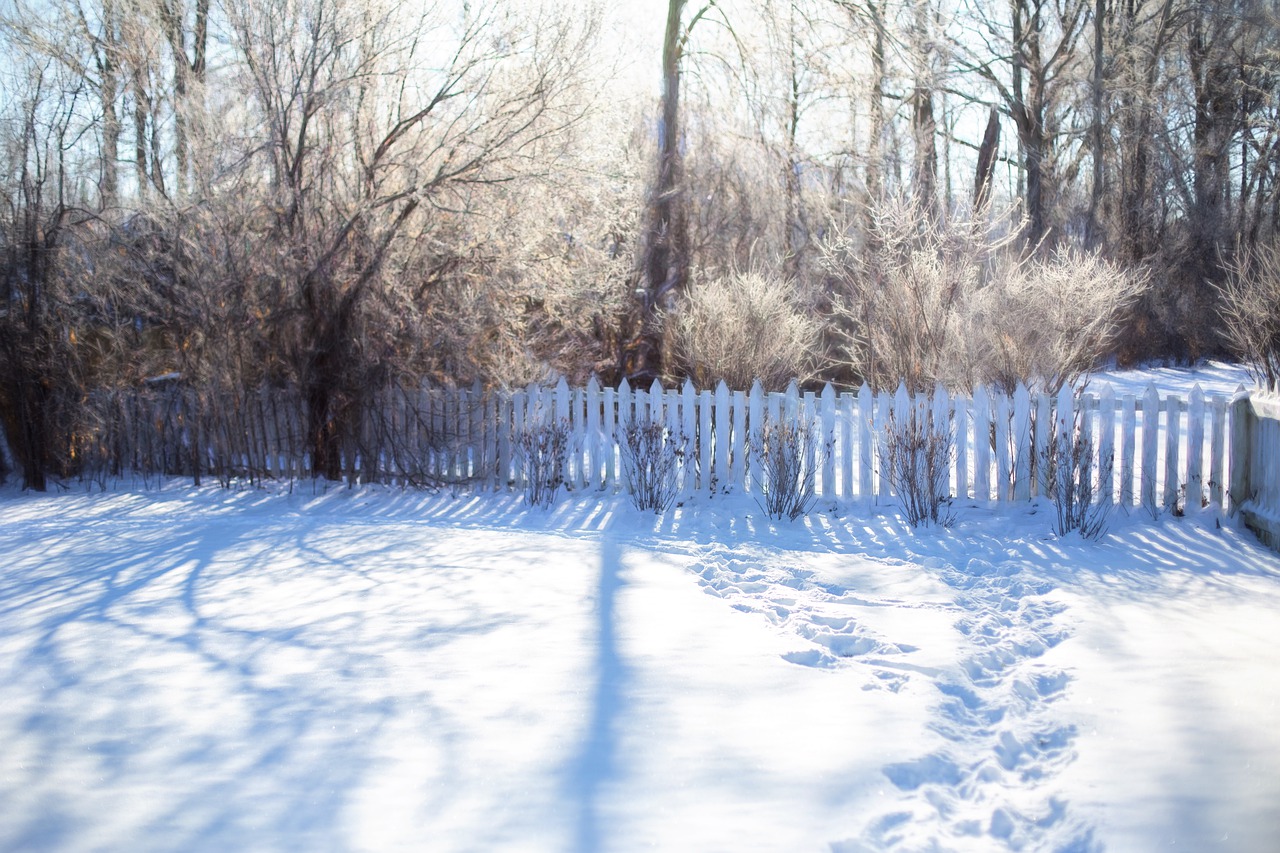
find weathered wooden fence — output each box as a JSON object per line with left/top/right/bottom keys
{"left": 75, "top": 377, "right": 1241, "bottom": 517}
{"left": 1231, "top": 392, "right": 1280, "bottom": 546}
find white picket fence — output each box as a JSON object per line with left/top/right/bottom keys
{"left": 87, "top": 376, "right": 1241, "bottom": 516}
{"left": 421, "top": 377, "right": 1233, "bottom": 515}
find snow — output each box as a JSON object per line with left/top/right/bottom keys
{"left": 2, "top": 363, "right": 1279, "bottom": 852}
{"left": 1092, "top": 359, "right": 1253, "bottom": 398}
{"left": 2, "top": 483, "right": 1279, "bottom": 852}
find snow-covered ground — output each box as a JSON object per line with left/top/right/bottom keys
{"left": 2, "top": 478, "right": 1278, "bottom": 853}
{"left": 1092, "top": 359, "right": 1253, "bottom": 398}
{"left": 2, "top": 362, "right": 1279, "bottom": 852}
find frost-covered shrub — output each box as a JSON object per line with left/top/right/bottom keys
{"left": 1218, "top": 242, "right": 1280, "bottom": 392}
{"left": 884, "top": 408, "right": 955, "bottom": 528}
{"left": 617, "top": 417, "right": 684, "bottom": 512}
{"left": 518, "top": 419, "right": 569, "bottom": 508}
{"left": 1041, "top": 415, "right": 1112, "bottom": 539}
{"left": 669, "top": 269, "right": 819, "bottom": 391}
{"left": 751, "top": 418, "right": 824, "bottom": 521}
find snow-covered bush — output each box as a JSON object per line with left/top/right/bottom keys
{"left": 518, "top": 420, "right": 569, "bottom": 508}
{"left": 821, "top": 198, "right": 1145, "bottom": 393}
{"left": 617, "top": 417, "right": 684, "bottom": 512}
{"left": 1041, "top": 415, "right": 1112, "bottom": 539}
{"left": 668, "top": 269, "right": 819, "bottom": 391}
{"left": 1218, "top": 242, "right": 1280, "bottom": 392}
{"left": 884, "top": 408, "right": 955, "bottom": 528}
{"left": 751, "top": 418, "right": 824, "bottom": 521}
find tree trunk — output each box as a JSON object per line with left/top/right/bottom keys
{"left": 626, "top": 0, "right": 689, "bottom": 382}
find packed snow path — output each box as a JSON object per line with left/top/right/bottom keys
{"left": 2, "top": 485, "right": 1279, "bottom": 852}
{"left": 691, "top": 543, "right": 1092, "bottom": 851}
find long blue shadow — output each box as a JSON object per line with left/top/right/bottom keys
{"left": 567, "top": 535, "right": 626, "bottom": 853}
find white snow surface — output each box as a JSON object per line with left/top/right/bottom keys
{"left": 2, "top": 478, "right": 1279, "bottom": 853}
{"left": 1091, "top": 359, "right": 1253, "bottom": 398}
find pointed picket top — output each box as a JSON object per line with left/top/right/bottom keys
{"left": 1188, "top": 382, "right": 1205, "bottom": 406}
{"left": 1014, "top": 381, "right": 1030, "bottom": 411}
{"left": 893, "top": 381, "right": 910, "bottom": 420}
{"left": 716, "top": 379, "right": 730, "bottom": 397}
{"left": 750, "top": 378, "right": 764, "bottom": 398}
{"left": 931, "top": 382, "right": 949, "bottom": 422}
{"left": 1098, "top": 381, "right": 1115, "bottom": 405}
{"left": 683, "top": 377, "right": 698, "bottom": 396}
{"left": 784, "top": 380, "right": 800, "bottom": 420}
{"left": 1143, "top": 383, "right": 1161, "bottom": 415}
{"left": 618, "top": 376, "right": 631, "bottom": 396}
{"left": 587, "top": 374, "right": 601, "bottom": 395}
{"left": 1056, "top": 382, "right": 1075, "bottom": 431}
{"left": 821, "top": 382, "right": 837, "bottom": 404}
{"left": 858, "top": 381, "right": 872, "bottom": 401}
{"left": 648, "top": 377, "right": 664, "bottom": 421}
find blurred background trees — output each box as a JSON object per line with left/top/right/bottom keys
{"left": 1, "top": 0, "right": 1278, "bottom": 485}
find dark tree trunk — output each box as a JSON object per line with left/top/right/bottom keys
{"left": 625, "top": 0, "right": 689, "bottom": 382}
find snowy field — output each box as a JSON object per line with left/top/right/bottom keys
{"left": 2, "top": 362, "right": 1279, "bottom": 853}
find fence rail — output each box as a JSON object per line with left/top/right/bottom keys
{"left": 69, "top": 377, "right": 1242, "bottom": 517}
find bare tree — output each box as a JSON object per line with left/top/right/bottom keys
{"left": 221, "top": 0, "right": 595, "bottom": 477}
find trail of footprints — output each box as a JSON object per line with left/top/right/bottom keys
{"left": 690, "top": 550, "right": 1097, "bottom": 852}
{"left": 692, "top": 549, "right": 923, "bottom": 689}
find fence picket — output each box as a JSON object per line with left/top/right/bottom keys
{"left": 715, "top": 382, "right": 731, "bottom": 493}
{"left": 1013, "top": 384, "right": 1031, "bottom": 501}
{"left": 731, "top": 387, "right": 747, "bottom": 490}
{"left": 973, "top": 386, "right": 991, "bottom": 501}
{"left": 1187, "top": 385, "right": 1205, "bottom": 512}
{"left": 1210, "top": 395, "right": 1227, "bottom": 508}
{"left": 1164, "top": 393, "right": 1182, "bottom": 510}
{"left": 682, "top": 380, "right": 697, "bottom": 496}
{"left": 1098, "top": 385, "right": 1116, "bottom": 504}
{"left": 1141, "top": 385, "right": 1160, "bottom": 513}
{"left": 747, "top": 381, "right": 764, "bottom": 494}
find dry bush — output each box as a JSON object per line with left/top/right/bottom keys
{"left": 1218, "top": 242, "right": 1280, "bottom": 391}
{"left": 821, "top": 197, "right": 1018, "bottom": 391}
{"left": 750, "top": 417, "right": 825, "bottom": 521}
{"left": 884, "top": 407, "right": 955, "bottom": 528}
{"left": 822, "top": 198, "right": 1146, "bottom": 394}
{"left": 968, "top": 249, "right": 1146, "bottom": 395}
{"left": 1041, "top": 413, "right": 1113, "bottom": 540}
{"left": 668, "top": 269, "right": 819, "bottom": 391}
{"left": 518, "top": 419, "right": 570, "bottom": 508}
{"left": 617, "top": 416, "right": 685, "bottom": 512}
